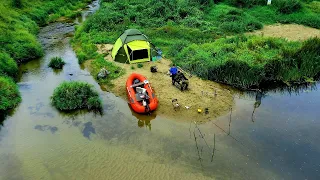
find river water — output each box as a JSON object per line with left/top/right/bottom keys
{"left": 1, "top": 1, "right": 320, "bottom": 179}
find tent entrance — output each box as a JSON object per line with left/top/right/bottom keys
{"left": 131, "top": 49, "right": 148, "bottom": 60}
{"left": 127, "top": 40, "right": 150, "bottom": 64}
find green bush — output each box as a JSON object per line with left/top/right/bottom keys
{"left": 0, "top": 53, "right": 18, "bottom": 78}
{"left": 137, "top": 63, "right": 144, "bottom": 68}
{"left": 48, "top": 57, "right": 66, "bottom": 69}
{"left": 274, "top": 0, "right": 302, "bottom": 14}
{"left": 0, "top": 76, "right": 21, "bottom": 110}
{"left": 51, "top": 81, "right": 102, "bottom": 111}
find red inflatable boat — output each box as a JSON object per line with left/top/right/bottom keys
{"left": 126, "top": 73, "right": 158, "bottom": 114}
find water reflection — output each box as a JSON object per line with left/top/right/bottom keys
{"left": 128, "top": 104, "right": 157, "bottom": 130}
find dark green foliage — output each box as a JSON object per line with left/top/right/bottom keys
{"left": 51, "top": 81, "right": 102, "bottom": 111}
{"left": 274, "top": 0, "right": 302, "bottom": 14}
{"left": 137, "top": 63, "right": 144, "bottom": 68}
{"left": 0, "top": 53, "right": 18, "bottom": 78}
{"left": 0, "top": 76, "right": 21, "bottom": 110}
{"left": 227, "top": 0, "right": 266, "bottom": 8}
{"left": 48, "top": 57, "right": 66, "bottom": 69}
{"left": 11, "top": 0, "right": 23, "bottom": 8}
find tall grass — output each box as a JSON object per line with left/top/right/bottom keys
{"left": 51, "top": 81, "right": 102, "bottom": 111}
{"left": 174, "top": 36, "right": 319, "bottom": 89}
{"left": 0, "top": 76, "right": 21, "bottom": 110}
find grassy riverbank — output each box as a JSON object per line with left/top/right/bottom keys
{"left": 73, "top": 0, "right": 320, "bottom": 90}
{"left": 0, "top": 0, "right": 92, "bottom": 111}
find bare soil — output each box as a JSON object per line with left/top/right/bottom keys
{"left": 247, "top": 24, "right": 320, "bottom": 41}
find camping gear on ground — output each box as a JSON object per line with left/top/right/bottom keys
{"left": 97, "top": 68, "right": 110, "bottom": 79}
{"left": 171, "top": 99, "right": 180, "bottom": 111}
{"left": 126, "top": 73, "right": 158, "bottom": 114}
{"left": 150, "top": 66, "right": 157, "bottom": 73}
{"left": 111, "top": 29, "right": 157, "bottom": 64}
{"left": 172, "top": 71, "right": 189, "bottom": 91}
{"left": 205, "top": 108, "right": 209, "bottom": 114}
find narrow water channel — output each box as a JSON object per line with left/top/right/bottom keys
{"left": 0, "top": 1, "right": 319, "bottom": 179}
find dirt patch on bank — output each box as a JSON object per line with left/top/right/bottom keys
{"left": 84, "top": 44, "right": 236, "bottom": 122}
{"left": 247, "top": 24, "right": 320, "bottom": 41}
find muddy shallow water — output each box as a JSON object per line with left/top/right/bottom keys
{"left": 1, "top": 1, "right": 320, "bottom": 179}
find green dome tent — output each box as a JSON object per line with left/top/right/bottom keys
{"left": 111, "top": 29, "right": 156, "bottom": 64}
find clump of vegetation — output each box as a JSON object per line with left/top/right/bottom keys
{"left": 0, "top": 76, "right": 21, "bottom": 110}
{"left": 51, "top": 81, "right": 102, "bottom": 111}
{"left": 0, "top": 53, "right": 18, "bottom": 78}
{"left": 131, "top": 65, "right": 135, "bottom": 70}
{"left": 48, "top": 57, "right": 66, "bottom": 69}
{"left": 274, "top": 0, "right": 302, "bottom": 14}
{"left": 137, "top": 63, "right": 144, "bottom": 68}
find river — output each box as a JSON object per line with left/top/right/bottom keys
{"left": 0, "top": 1, "right": 319, "bottom": 179}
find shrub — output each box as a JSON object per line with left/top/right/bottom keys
{"left": 48, "top": 57, "right": 66, "bottom": 69}
{"left": 274, "top": 0, "right": 302, "bottom": 14}
{"left": 0, "top": 76, "right": 21, "bottom": 110}
{"left": 51, "top": 81, "right": 102, "bottom": 111}
{"left": 0, "top": 53, "right": 18, "bottom": 78}
{"left": 137, "top": 63, "right": 144, "bottom": 68}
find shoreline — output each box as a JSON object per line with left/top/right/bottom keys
{"left": 83, "top": 45, "right": 237, "bottom": 122}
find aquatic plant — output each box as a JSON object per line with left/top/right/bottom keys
{"left": 48, "top": 57, "right": 66, "bottom": 69}
{"left": 51, "top": 81, "right": 102, "bottom": 111}
{"left": 0, "top": 76, "right": 21, "bottom": 111}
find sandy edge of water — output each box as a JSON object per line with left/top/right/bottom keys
{"left": 83, "top": 44, "right": 235, "bottom": 122}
